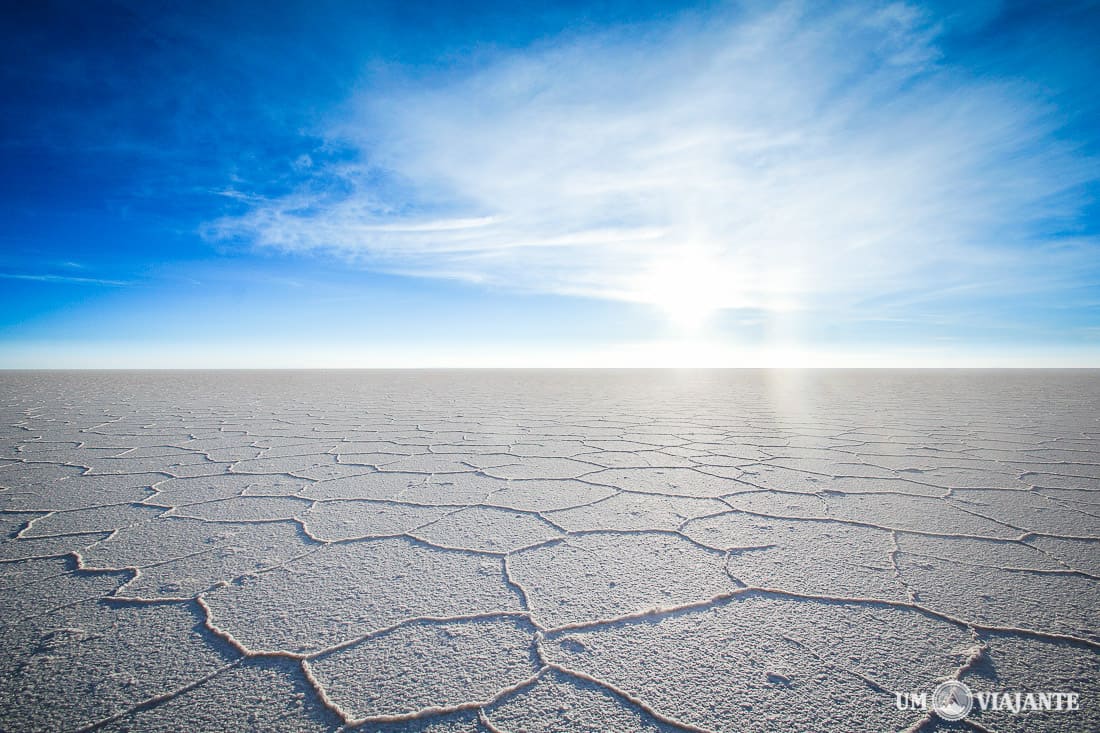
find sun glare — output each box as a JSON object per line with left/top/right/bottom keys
{"left": 636, "top": 249, "right": 731, "bottom": 332}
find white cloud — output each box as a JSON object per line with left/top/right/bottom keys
{"left": 210, "top": 1, "right": 1096, "bottom": 327}
{"left": 0, "top": 273, "right": 130, "bottom": 286}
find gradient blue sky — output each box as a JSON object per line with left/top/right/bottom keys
{"left": 2, "top": 0, "right": 1099, "bottom": 367}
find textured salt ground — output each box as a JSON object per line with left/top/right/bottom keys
{"left": 0, "top": 370, "right": 1098, "bottom": 732}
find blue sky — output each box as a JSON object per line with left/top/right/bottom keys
{"left": 2, "top": 0, "right": 1099, "bottom": 367}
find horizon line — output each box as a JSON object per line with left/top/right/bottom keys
{"left": 3, "top": 365, "right": 1099, "bottom": 372}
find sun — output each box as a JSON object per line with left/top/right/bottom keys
{"left": 634, "top": 249, "right": 731, "bottom": 332}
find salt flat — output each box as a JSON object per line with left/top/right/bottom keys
{"left": 1, "top": 369, "right": 1098, "bottom": 732}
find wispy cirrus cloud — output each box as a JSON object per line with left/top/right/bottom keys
{"left": 0, "top": 273, "right": 130, "bottom": 286}
{"left": 210, "top": 1, "right": 1098, "bottom": 328}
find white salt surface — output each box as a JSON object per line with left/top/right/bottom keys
{"left": 0, "top": 369, "right": 1098, "bottom": 731}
